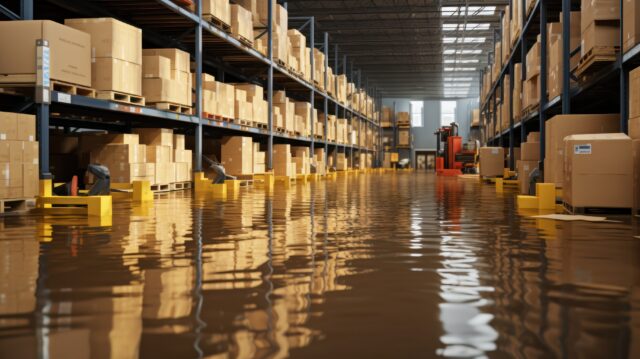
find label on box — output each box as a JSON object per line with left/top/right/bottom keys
{"left": 491, "top": 148, "right": 498, "bottom": 154}
{"left": 574, "top": 144, "right": 592, "bottom": 155}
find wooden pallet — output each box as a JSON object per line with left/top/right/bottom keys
{"left": 0, "top": 77, "right": 97, "bottom": 98}
{"left": 51, "top": 80, "right": 96, "bottom": 98}
{"left": 97, "top": 91, "right": 145, "bottom": 106}
{"left": 229, "top": 118, "right": 252, "bottom": 126}
{"left": 563, "top": 202, "right": 631, "bottom": 215}
{"left": 521, "top": 104, "right": 538, "bottom": 119}
{"left": 254, "top": 122, "right": 268, "bottom": 129}
{"left": 0, "top": 198, "right": 30, "bottom": 215}
{"left": 150, "top": 102, "right": 193, "bottom": 114}
{"left": 575, "top": 46, "right": 619, "bottom": 78}
{"left": 170, "top": 181, "right": 192, "bottom": 191}
{"left": 314, "top": 135, "right": 324, "bottom": 140}
{"left": 275, "top": 127, "right": 286, "bottom": 133}
{"left": 151, "top": 183, "right": 171, "bottom": 193}
{"left": 236, "top": 35, "right": 253, "bottom": 47}
{"left": 202, "top": 112, "right": 231, "bottom": 122}
{"left": 203, "top": 14, "right": 231, "bottom": 33}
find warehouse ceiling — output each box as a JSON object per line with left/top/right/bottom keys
{"left": 285, "top": 0, "right": 508, "bottom": 99}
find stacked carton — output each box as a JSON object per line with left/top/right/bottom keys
{"left": 580, "top": 0, "right": 620, "bottom": 61}
{"left": 543, "top": 114, "right": 619, "bottom": 187}
{"left": 523, "top": 38, "right": 541, "bottom": 110}
{"left": 65, "top": 18, "right": 142, "bottom": 96}
{"left": 288, "top": 29, "right": 307, "bottom": 76}
{"left": 0, "top": 112, "right": 38, "bottom": 199}
{"left": 623, "top": 0, "right": 640, "bottom": 52}
{"left": 142, "top": 48, "right": 192, "bottom": 107}
{"left": 502, "top": 6, "right": 511, "bottom": 62}
{"left": 253, "top": 143, "right": 266, "bottom": 174}
{"left": 230, "top": 4, "right": 253, "bottom": 44}
{"left": 511, "top": 0, "right": 522, "bottom": 45}
{"left": 313, "top": 48, "right": 325, "bottom": 89}
{"left": 173, "top": 134, "right": 193, "bottom": 182}
{"left": 548, "top": 12, "right": 581, "bottom": 99}
{"left": 216, "top": 81, "right": 236, "bottom": 118}
{"left": 517, "top": 132, "right": 540, "bottom": 195}
{"left": 512, "top": 63, "right": 523, "bottom": 120}
{"left": 273, "top": 144, "right": 293, "bottom": 176}
{"left": 337, "top": 118, "right": 348, "bottom": 144}
{"left": 294, "top": 102, "right": 312, "bottom": 137}
{"left": 234, "top": 83, "right": 267, "bottom": 125}
{"left": 194, "top": 0, "right": 230, "bottom": 26}
{"left": 88, "top": 133, "right": 154, "bottom": 184}
{"left": 292, "top": 147, "right": 311, "bottom": 175}
{"left": 274, "top": 91, "right": 294, "bottom": 131}
{"left": 313, "top": 148, "right": 326, "bottom": 175}
{"left": 133, "top": 128, "right": 179, "bottom": 185}
{"left": 479, "top": 147, "right": 504, "bottom": 177}
{"left": 256, "top": 3, "right": 288, "bottom": 65}
{"left": 629, "top": 67, "right": 640, "bottom": 138}
{"left": 397, "top": 112, "right": 410, "bottom": 126}
{"left": 234, "top": 88, "right": 252, "bottom": 123}
{"left": 336, "top": 153, "right": 348, "bottom": 171}
{"left": 221, "top": 136, "right": 253, "bottom": 176}
{"left": 0, "top": 20, "right": 91, "bottom": 88}
{"left": 196, "top": 73, "right": 219, "bottom": 115}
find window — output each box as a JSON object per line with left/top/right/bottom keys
{"left": 441, "top": 101, "right": 457, "bottom": 126}
{"left": 410, "top": 101, "right": 423, "bottom": 127}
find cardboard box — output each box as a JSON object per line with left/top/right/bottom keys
{"left": 273, "top": 144, "right": 291, "bottom": 176}
{"left": 629, "top": 67, "right": 640, "bottom": 120}
{"left": 134, "top": 128, "right": 173, "bottom": 147}
{"left": 527, "top": 132, "right": 540, "bottom": 142}
{"left": 221, "top": 136, "right": 253, "bottom": 175}
{"left": 0, "top": 112, "right": 18, "bottom": 141}
{"left": 633, "top": 140, "right": 640, "bottom": 208}
{"left": 142, "top": 55, "right": 171, "bottom": 79}
{"left": 142, "top": 49, "right": 190, "bottom": 73}
{"left": 201, "top": 0, "right": 231, "bottom": 25}
{"left": 146, "top": 145, "right": 172, "bottom": 163}
{"left": 175, "top": 162, "right": 190, "bottom": 182}
{"left": 521, "top": 142, "right": 540, "bottom": 161}
{"left": 16, "top": 114, "right": 35, "bottom": 142}
{"left": 544, "top": 114, "right": 620, "bottom": 186}
{"left": 92, "top": 143, "right": 145, "bottom": 164}
{"left": 64, "top": 18, "right": 142, "bottom": 64}
{"left": 22, "top": 163, "right": 38, "bottom": 198}
{"left": 399, "top": 129, "right": 410, "bottom": 146}
{"left": 0, "top": 20, "right": 91, "bottom": 87}
{"left": 623, "top": 0, "right": 640, "bottom": 52}
{"left": 142, "top": 78, "right": 190, "bottom": 106}
{"left": 581, "top": 0, "right": 620, "bottom": 33}
{"left": 526, "top": 41, "right": 541, "bottom": 80}
{"left": 564, "top": 133, "right": 631, "bottom": 208}
{"left": 230, "top": 4, "right": 253, "bottom": 43}
{"left": 93, "top": 58, "right": 142, "bottom": 96}
{"left": 0, "top": 163, "right": 23, "bottom": 188}
{"left": 518, "top": 160, "right": 539, "bottom": 195}
{"left": 581, "top": 21, "right": 620, "bottom": 59}
{"left": 479, "top": 147, "right": 504, "bottom": 177}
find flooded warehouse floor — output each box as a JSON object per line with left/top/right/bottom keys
{"left": 1, "top": 172, "right": 640, "bottom": 358}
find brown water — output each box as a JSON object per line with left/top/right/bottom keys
{"left": 1, "top": 172, "right": 640, "bottom": 358}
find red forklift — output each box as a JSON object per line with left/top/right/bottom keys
{"left": 434, "top": 123, "right": 478, "bottom": 176}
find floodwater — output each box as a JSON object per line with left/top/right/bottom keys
{"left": 1, "top": 172, "right": 640, "bottom": 358}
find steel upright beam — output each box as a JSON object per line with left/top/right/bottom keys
{"left": 539, "top": 0, "right": 548, "bottom": 169}
{"left": 334, "top": 44, "right": 339, "bottom": 160}
{"left": 561, "top": 0, "right": 571, "bottom": 114}
{"left": 499, "top": 78, "right": 504, "bottom": 147}
{"left": 267, "top": 0, "right": 274, "bottom": 170}
{"left": 310, "top": 18, "right": 316, "bottom": 156}
{"left": 194, "top": 0, "right": 203, "bottom": 172}
{"left": 509, "top": 60, "right": 515, "bottom": 170}
{"left": 21, "top": 0, "right": 32, "bottom": 20}
{"left": 520, "top": 40, "right": 527, "bottom": 142}
{"left": 620, "top": 0, "right": 628, "bottom": 133}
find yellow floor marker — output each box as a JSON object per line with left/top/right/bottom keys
{"left": 225, "top": 180, "right": 241, "bottom": 193}
{"left": 495, "top": 178, "right": 504, "bottom": 193}
{"left": 132, "top": 180, "right": 153, "bottom": 202}
{"left": 536, "top": 183, "right": 556, "bottom": 210}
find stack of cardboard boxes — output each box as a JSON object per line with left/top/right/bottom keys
{"left": 288, "top": 29, "right": 307, "bottom": 77}
{"left": 313, "top": 49, "right": 326, "bottom": 89}
{"left": 623, "top": 0, "right": 640, "bottom": 52}
{"left": 336, "top": 153, "right": 348, "bottom": 171}
{"left": 193, "top": 0, "right": 230, "bottom": 26}
{"left": 292, "top": 147, "right": 311, "bottom": 175}
{"left": 580, "top": 0, "right": 620, "bottom": 63}
{"left": 0, "top": 20, "right": 91, "bottom": 89}
{"left": 253, "top": 143, "right": 266, "bottom": 174}
{"left": 512, "top": 63, "right": 523, "bottom": 121}
{"left": 544, "top": 114, "right": 619, "bottom": 187}
{"left": 336, "top": 75, "right": 348, "bottom": 104}
{"left": 234, "top": 84, "right": 268, "bottom": 125}
{"left": 273, "top": 144, "right": 293, "bottom": 176}
{"left": 294, "top": 102, "right": 313, "bottom": 137}
{"left": 142, "top": 48, "right": 192, "bottom": 108}
{"left": 517, "top": 132, "right": 540, "bottom": 195}
{"left": 0, "top": 112, "right": 38, "bottom": 199}
{"left": 87, "top": 133, "right": 153, "bottom": 184}
{"left": 173, "top": 134, "right": 193, "bottom": 182}
{"left": 221, "top": 136, "right": 253, "bottom": 176}
{"left": 523, "top": 38, "right": 541, "bottom": 110}
{"left": 234, "top": 88, "right": 252, "bottom": 124}
{"left": 382, "top": 107, "right": 392, "bottom": 127}
{"left": 133, "top": 128, "right": 189, "bottom": 184}
{"left": 548, "top": 12, "right": 581, "bottom": 99}
{"left": 274, "top": 91, "right": 294, "bottom": 131}
{"left": 65, "top": 18, "right": 142, "bottom": 98}
{"left": 230, "top": 4, "right": 253, "bottom": 44}
{"left": 256, "top": 2, "right": 288, "bottom": 65}
{"left": 314, "top": 148, "right": 326, "bottom": 175}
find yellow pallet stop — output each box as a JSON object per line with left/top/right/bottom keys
{"left": 517, "top": 183, "right": 556, "bottom": 210}
{"left": 37, "top": 179, "right": 112, "bottom": 217}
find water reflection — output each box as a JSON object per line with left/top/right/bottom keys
{"left": 1, "top": 173, "right": 640, "bottom": 358}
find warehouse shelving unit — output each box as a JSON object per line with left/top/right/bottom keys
{"left": 479, "top": 0, "right": 634, "bottom": 172}
{"left": 0, "top": 0, "right": 382, "bottom": 179}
